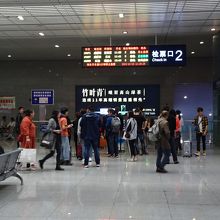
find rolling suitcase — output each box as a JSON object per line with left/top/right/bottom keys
{"left": 183, "top": 140, "right": 192, "bottom": 157}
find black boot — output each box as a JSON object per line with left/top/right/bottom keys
{"left": 55, "top": 166, "right": 64, "bottom": 171}
{"left": 38, "top": 160, "right": 44, "bottom": 169}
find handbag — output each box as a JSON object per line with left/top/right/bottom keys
{"left": 40, "top": 131, "right": 55, "bottom": 149}
{"left": 194, "top": 120, "right": 202, "bottom": 132}
{"left": 124, "top": 119, "right": 135, "bottom": 139}
{"left": 19, "top": 148, "right": 36, "bottom": 163}
{"left": 125, "top": 132, "right": 130, "bottom": 138}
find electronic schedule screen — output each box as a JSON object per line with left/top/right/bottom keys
{"left": 82, "top": 45, "right": 186, "bottom": 67}
{"left": 82, "top": 46, "right": 149, "bottom": 67}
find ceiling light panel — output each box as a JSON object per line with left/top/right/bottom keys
{"left": 136, "top": 2, "right": 170, "bottom": 13}
{"left": 183, "top": 0, "right": 219, "bottom": 11}
{"left": 103, "top": 3, "right": 135, "bottom": 13}
{"left": 74, "top": 4, "right": 105, "bottom": 15}
{"left": 25, "top": 6, "right": 60, "bottom": 16}
{"left": 37, "top": 16, "right": 67, "bottom": 24}
{"left": 55, "top": 5, "right": 76, "bottom": 16}
{"left": 0, "top": 7, "right": 29, "bottom": 16}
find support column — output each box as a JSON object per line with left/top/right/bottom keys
{"left": 213, "top": 32, "right": 220, "bottom": 146}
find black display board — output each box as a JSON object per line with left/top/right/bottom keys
{"left": 75, "top": 85, "right": 160, "bottom": 116}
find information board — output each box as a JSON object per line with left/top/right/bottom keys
{"left": 31, "top": 90, "right": 54, "bottom": 105}
{"left": 0, "top": 97, "right": 16, "bottom": 110}
{"left": 82, "top": 45, "right": 186, "bottom": 67}
{"left": 82, "top": 46, "right": 149, "bottom": 67}
{"left": 75, "top": 85, "right": 160, "bottom": 116}
{"left": 149, "top": 45, "right": 186, "bottom": 66}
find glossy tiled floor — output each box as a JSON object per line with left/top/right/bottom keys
{"left": 0, "top": 141, "right": 220, "bottom": 220}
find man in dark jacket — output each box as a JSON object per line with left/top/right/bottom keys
{"left": 80, "top": 106, "right": 100, "bottom": 168}
{"left": 156, "top": 111, "right": 171, "bottom": 173}
{"left": 168, "top": 109, "right": 179, "bottom": 164}
{"left": 15, "top": 106, "right": 24, "bottom": 148}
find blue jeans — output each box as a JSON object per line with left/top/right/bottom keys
{"left": 61, "top": 136, "right": 70, "bottom": 161}
{"left": 84, "top": 139, "right": 100, "bottom": 166}
{"left": 156, "top": 145, "right": 170, "bottom": 169}
{"left": 81, "top": 139, "right": 92, "bottom": 159}
{"left": 135, "top": 132, "right": 146, "bottom": 154}
{"left": 108, "top": 133, "right": 119, "bottom": 156}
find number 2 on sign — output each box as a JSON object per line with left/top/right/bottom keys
{"left": 175, "top": 50, "right": 183, "bottom": 61}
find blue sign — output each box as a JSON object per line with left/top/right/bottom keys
{"left": 149, "top": 45, "right": 186, "bottom": 66}
{"left": 76, "top": 85, "right": 160, "bottom": 116}
{"left": 31, "top": 90, "right": 54, "bottom": 105}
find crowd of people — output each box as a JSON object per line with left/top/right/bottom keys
{"left": 0, "top": 105, "right": 208, "bottom": 173}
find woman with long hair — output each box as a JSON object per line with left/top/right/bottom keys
{"left": 39, "top": 110, "right": 64, "bottom": 170}
{"left": 20, "top": 109, "right": 36, "bottom": 170}
{"left": 124, "top": 111, "right": 137, "bottom": 162}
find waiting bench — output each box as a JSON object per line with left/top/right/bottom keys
{"left": 0, "top": 149, "right": 23, "bottom": 185}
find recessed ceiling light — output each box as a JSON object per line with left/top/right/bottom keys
{"left": 123, "top": 31, "right": 128, "bottom": 34}
{"left": 39, "top": 32, "right": 45, "bottom": 36}
{"left": 67, "top": 54, "right": 71, "bottom": 57}
{"left": 200, "top": 41, "right": 204, "bottom": 45}
{"left": 119, "top": 13, "right": 124, "bottom": 18}
{"left": 17, "top": 15, "right": 24, "bottom": 21}
{"left": 55, "top": 45, "right": 60, "bottom": 48}
{"left": 126, "top": 43, "right": 130, "bottom": 46}
{"left": 184, "top": 96, "right": 188, "bottom": 99}
{"left": 191, "top": 51, "right": 195, "bottom": 54}
{"left": 211, "top": 28, "right": 216, "bottom": 31}
{"left": 8, "top": 54, "right": 12, "bottom": 58}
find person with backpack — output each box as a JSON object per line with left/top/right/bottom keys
{"left": 156, "top": 111, "right": 171, "bottom": 173}
{"left": 106, "top": 109, "right": 121, "bottom": 158}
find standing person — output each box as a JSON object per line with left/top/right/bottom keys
{"left": 20, "top": 109, "right": 36, "bottom": 170}
{"left": 106, "top": 109, "right": 121, "bottom": 158}
{"left": 15, "top": 106, "right": 24, "bottom": 148}
{"left": 73, "top": 112, "right": 80, "bottom": 158}
{"left": 175, "top": 110, "right": 183, "bottom": 153}
{"left": 77, "top": 109, "right": 92, "bottom": 163}
{"left": 133, "top": 108, "right": 147, "bottom": 155}
{"left": 59, "top": 107, "right": 73, "bottom": 165}
{"left": 193, "top": 107, "right": 208, "bottom": 156}
{"left": 124, "top": 111, "right": 137, "bottom": 162}
{"left": 39, "top": 110, "right": 64, "bottom": 171}
{"left": 115, "top": 107, "right": 124, "bottom": 151}
{"left": 80, "top": 106, "right": 100, "bottom": 168}
{"left": 0, "top": 116, "right": 8, "bottom": 136}
{"left": 168, "top": 109, "right": 179, "bottom": 164}
{"left": 156, "top": 111, "right": 171, "bottom": 173}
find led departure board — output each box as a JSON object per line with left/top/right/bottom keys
{"left": 82, "top": 45, "right": 186, "bottom": 67}
{"left": 82, "top": 46, "right": 149, "bottom": 67}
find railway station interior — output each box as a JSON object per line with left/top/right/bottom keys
{"left": 0, "top": 0, "right": 220, "bottom": 219}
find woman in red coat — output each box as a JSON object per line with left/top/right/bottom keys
{"left": 20, "top": 109, "right": 36, "bottom": 149}
{"left": 19, "top": 109, "right": 36, "bottom": 170}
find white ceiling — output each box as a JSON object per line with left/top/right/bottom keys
{"left": 0, "top": 0, "right": 219, "bottom": 60}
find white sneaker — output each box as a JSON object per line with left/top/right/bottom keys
{"left": 82, "top": 159, "right": 85, "bottom": 165}
{"left": 89, "top": 157, "right": 92, "bottom": 162}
